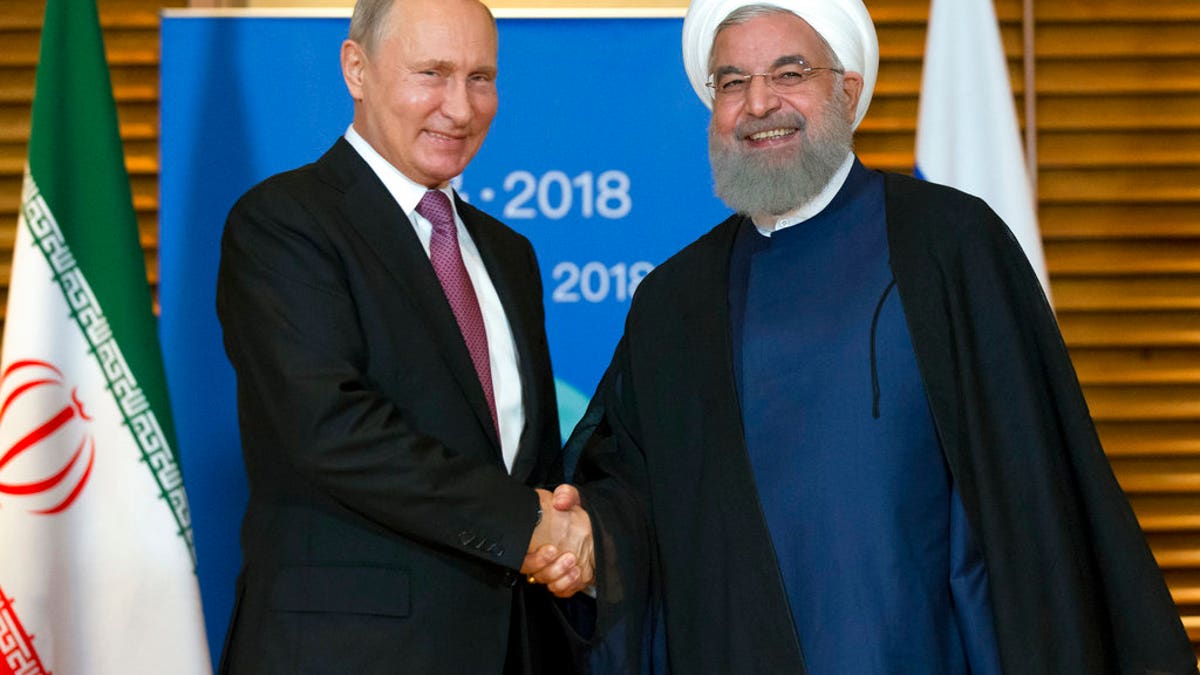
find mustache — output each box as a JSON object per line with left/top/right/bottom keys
{"left": 732, "top": 112, "right": 808, "bottom": 139}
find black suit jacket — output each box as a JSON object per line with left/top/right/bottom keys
{"left": 216, "top": 139, "right": 563, "bottom": 674}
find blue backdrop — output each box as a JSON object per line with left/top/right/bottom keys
{"left": 159, "top": 12, "right": 728, "bottom": 662}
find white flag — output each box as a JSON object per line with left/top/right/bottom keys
{"left": 915, "top": 0, "right": 1051, "bottom": 297}
{"left": 0, "top": 0, "right": 211, "bottom": 672}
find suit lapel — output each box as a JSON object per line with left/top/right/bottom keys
{"left": 319, "top": 140, "right": 502, "bottom": 454}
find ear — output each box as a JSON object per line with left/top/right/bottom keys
{"left": 341, "top": 39, "right": 367, "bottom": 101}
{"left": 840, "top": 70, "right": 864, "bottom": 120}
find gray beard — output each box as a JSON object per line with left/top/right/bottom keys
{"left": 708, "top": 98, "right": 855, "bottom": 218}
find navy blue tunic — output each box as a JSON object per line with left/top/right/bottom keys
{"left": 728, "top": 161, "right": 1002, "bottom": 674}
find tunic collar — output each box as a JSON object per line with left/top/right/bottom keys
{"left": 751, "top": 152, "right": 856, "bottom": 236}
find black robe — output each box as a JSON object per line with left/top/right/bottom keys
{"left": 569, "top": 169, "right": 1196, "bottom": 674}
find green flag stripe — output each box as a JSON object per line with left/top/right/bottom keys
{"left": 27, "top": 0, "right": 181, "bottom": 458}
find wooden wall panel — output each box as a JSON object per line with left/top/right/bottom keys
{"left": 1025, "top": 0, "right": 1200, "bottom": 651}
{"left": 0, "top": 0, "right": 1196, "bottom": 656}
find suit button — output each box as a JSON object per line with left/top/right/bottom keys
{"left": 494, "top": 546, "right": 505, "bottom": 559}
{"left": 502, "top": 570, "right": 519, "bottom": 587}
{"left": 459, "top": 530, "right": 474, "bottom": 546}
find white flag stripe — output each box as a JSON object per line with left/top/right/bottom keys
{"left": 915, "top": 0, "right": 1051, "bottom": 297}
{"left": 0, "top": 173, "right": 211, "bottom": 673}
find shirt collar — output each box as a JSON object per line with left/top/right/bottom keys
{"left": 750, "top": 152, "right": 857, "bottom": 236}
{"left": 344, "top": 124, "right": 456, "bottom": 221}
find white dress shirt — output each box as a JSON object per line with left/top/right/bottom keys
{"left": 345, "top": 125, "right": 525, "bottom": 473}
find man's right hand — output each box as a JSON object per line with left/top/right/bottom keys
{"left": 522, "top": 484, "right": 595, "bottom": 597}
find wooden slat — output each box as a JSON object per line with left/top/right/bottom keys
{"left": 1040, "top": 204, "right": 1200, "bottom": 239}
{"left": 857, "top": 96, "right": 919, "bottom": 133}
{"left": 1072, "top": 348, "right": 1200, "bottom": 384}
{"left": 1057, "top": 312, "right": 1200, "bottom": 347}
{"left": 0, "top": 36, "right": 42, "bottom": 67}
{"left": 874, "top": 24, "right": 928, "bottom": 60}
{"left": 1037, "top": 23, "right": 1200, "bottom": 58}
{"left": 1166, "top": 571, "right": 1200, "bottom": 605}
{"left": 0, "top": 66, "right": 37, "bottom": 100}
{"left": 1150, "top": 534, "right": 1200, "bottom": 569}
{"left": 1111, "top": 458, "right": 1200, "bottom": 494}
{"left": 1054, "top": 278, "right": 1200, "bottom": 311}
{"left": 1038, "top": 94, "right": 1200, "bottom": 131}
{"left": 1082, "top": 385, "right": 1200, "bottom": 422}
{"left": 1040, "top": 167, "right": 1200, "bottom": 203}
{"left": 1036, "top": 0, "right": 1200, "bottom": 21}
{"left": 1046, "top": 240, "right": 1200, "bottom": 275}
{"left": 111, "top": 64, "right": 163, "bottom": 92}
{"left": 1039, "top": 131, "right": 1200, "bottom": 168}
{"left": 1097, "top": 422, "right": 1200, "bottom": 458}
{"left": 0, "top": 110, "right": 31, "bottom": 142}
{"left": 1187, "top": 615, "right": 1200, "bottom": 643}
{"left": 1131, "top": 497, "right": 1200, "bottom": 532}
{"left": 0, "top": 34, "right": 161, "bottom": 69}
{"left": 1037, "top": 59, "right": 1200, "bottom": 95}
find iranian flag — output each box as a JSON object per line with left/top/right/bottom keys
{"left": 0, "top": 0, "right": 211, "bottom": 672}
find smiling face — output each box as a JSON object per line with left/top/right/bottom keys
{"left": 341, "top": 0, "right": 498, "bottom": 188}
{"left": 708, "top": 10, "right": 860, "bottom": 161}
{"left": 706, "top": 11, "right": 864, "bottom": 217}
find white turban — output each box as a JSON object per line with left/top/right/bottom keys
{"left": 682, "top": 0, "right": 879, "bottom": 129}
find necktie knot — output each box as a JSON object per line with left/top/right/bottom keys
{"left": 417, "top": 189, "right": 456, "bottom": 236}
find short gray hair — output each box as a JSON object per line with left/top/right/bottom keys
{"left": 348, "top": 0, "right": 498, "bottom": 56}
{"left": 348, "top": 0, "right": 394, "bottom": 55}
{"left": 709, "top": 4, "right": 844, "bottom": 74}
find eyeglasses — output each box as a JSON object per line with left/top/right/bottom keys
{"left": 706, "top": 60, "right": 843, "bottom": 101}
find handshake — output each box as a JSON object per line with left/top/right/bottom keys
{"left": 522, "top": 485, "right": 594, "bottom": 598}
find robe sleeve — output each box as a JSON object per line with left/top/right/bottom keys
{"left": 561, "top": 337, "right": 656, "bottom": 673}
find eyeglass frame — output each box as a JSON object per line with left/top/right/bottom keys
{"left": 705, "top": 56, "right": 844, "bottom": 100}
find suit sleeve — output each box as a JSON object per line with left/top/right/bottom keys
{"left": 216, "top": 181, "right": 539, "bottom": 571}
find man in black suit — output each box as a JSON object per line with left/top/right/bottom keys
{"left": 215, "top": 0, "right": 591, "bottom": 672}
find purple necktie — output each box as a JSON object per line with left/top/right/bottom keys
{"left": 417, "top": 189, "right": 498, "bottom": 433}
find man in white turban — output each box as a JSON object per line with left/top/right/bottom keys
{"left": 528, "top": 2, "right": 1197, "bottom": 673}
